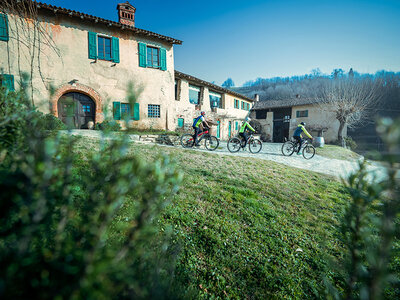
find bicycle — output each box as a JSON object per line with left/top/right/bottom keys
{"left": 227, "top": 134, "right": 262, "bottom": 153}
{"left": 180, "top": 127, "right": 219, "bottom": 151}
{"left": 281, "top": 138, "right": 315, "bottom": 159}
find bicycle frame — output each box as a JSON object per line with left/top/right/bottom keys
{"left": 188, "top": 129, "right": 210, "bottom": 144}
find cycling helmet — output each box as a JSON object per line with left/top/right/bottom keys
{"left": 245, "top": 117, "right": 251, "bottom": 122}
{"left": 300, "top": 122, "right": 306, "bottom": 126}
{"left": 201, "top": 111, "right": 206, "bottom": 116}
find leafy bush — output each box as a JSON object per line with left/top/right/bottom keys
{"left": 344, "top": 136, "right": 357, "bottom": 150}
{"left": 96, "top": 119, "right": 122, "bottom": 132}
{"left": 0, "top": 85, "right": 187, "bottom": 299}
{"left": 37, "top": 113, "right": 67, "bottom": 131}
{"left": 326, "top": 118, "right": 400, "bottom": 299}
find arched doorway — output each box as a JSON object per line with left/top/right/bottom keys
{"left": 58, "top": 92, "right": 96, "bottom": 129}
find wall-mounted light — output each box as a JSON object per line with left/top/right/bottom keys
{"left": 68, "top": 79, "right": 79, "bottom": 87}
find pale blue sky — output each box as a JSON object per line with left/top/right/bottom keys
{"left": 41, "top": 0, "right": 400, "bottom": 86}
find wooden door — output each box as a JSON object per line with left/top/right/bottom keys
{"left": 58, "top": 92, "right": 95, "bottom": 129}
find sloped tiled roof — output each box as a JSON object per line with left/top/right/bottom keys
{"left": 175, "top": 70, "right": 254, "bottom": 102}
{"left": 33, "top": 1, "right": 182, "bottom": 44}
{"left": 252, "top": 98, "right": 319, "bottom": 110}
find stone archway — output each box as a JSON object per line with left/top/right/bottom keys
{"left": 51, "top": 83, "right": 104, "bottom": 124}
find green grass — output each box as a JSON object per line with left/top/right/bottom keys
{"left": 75, "top": 137, "right": 350, "bottom": 299}
{"left": 317, "top": 144, "right": 361, "bottom": 161}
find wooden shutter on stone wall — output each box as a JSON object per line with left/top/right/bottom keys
{"left": 138, "top": 42, "right": 147, "bottom": 67}
{"left": 0, "top": 14, "right": 9, "bottom": 41}
{"left": 113, "top": 102, "right": 121, "bottom": 120}
{"left": 160, "top": 48, "right": 167, "bottom": 71}
{"left": 132, "top": 103, "right": 140, "bottom": 120}
{"left": 88, "top": 32, "right": 97, "bottom": 59}
{"left": 112, "top": 37, "right": 120, "bottom": 63}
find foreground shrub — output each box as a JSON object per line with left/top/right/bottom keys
{"left": 96, "top": 119, "right": 122, "bottom": 132}
{"left": 0, "top": 85, "right": 185, "bottom": 299}
{"left": 326, "top": 118, "right": 400, "bottom": 299}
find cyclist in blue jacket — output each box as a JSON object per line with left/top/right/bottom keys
{"left": 192, "top": 111, "right": 210, "bottom": 146}
{"left": 293, "top": 122, "right": 313, "bottom": 155}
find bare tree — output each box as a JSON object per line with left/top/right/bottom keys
{"left": 1, "top": 0, "right": 61, "bottom": 105}
{"left": 319, "top": 77, "right": 383, "bottom": 145}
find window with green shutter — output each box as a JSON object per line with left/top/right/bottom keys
{"left": 88, "top": 32, "right": 120, "bottom": 63}
{"left": 113, "top": 102, "right": 121, "bottom": 120}
{"left": 0, "top": 13, "right": 9, "bottom": 42}
{"left": 1, "top": 74, "right": 15, "bottom": 91}
{"left": 138, "top": 42, "right": 166, "bottom": 70}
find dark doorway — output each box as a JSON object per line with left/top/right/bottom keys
{"left": 272, "top": 107, "right": 292, "bottom": 142}
{"left": 58, "top": 92, "right": 95, "bottom": 129}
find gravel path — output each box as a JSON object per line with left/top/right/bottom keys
{"left": 65, "top": 130, "right": 390, "bottom": 181}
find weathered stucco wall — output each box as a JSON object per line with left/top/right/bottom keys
{"left": 0, "top": 12, "right": 175, "bottom": 128}
{"left": 174, "top": 77, "right": 253, "bottom": 140}
{"left": 290, "top": 104, "right": 346, "bottom": 143}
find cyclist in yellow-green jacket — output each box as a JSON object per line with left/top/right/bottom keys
{"left": 293, "top": 122, "right": 313, "bottom": 155}
{"left": 239, "top": 117, "right": 256, "bottom": 148}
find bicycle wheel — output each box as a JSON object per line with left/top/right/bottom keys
{"left": 205, "top": 136, "right": 219, "bottom": 151}
{"left": 180, "top": 134, "right": 194, "bottom": 148}
{"left": 227, "top": 137, "right": 241, "bottom": 153}
{"left": 249, "top": 138, "right": 262, "bottom": 153}
{"left": 303, "top": 144, "right": 316, "bottom": 159}
{"left": 281, "top": 141, "right": 295, "bottom": 156}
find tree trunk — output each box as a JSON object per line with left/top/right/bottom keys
{"left": 338, "top": 121, "right": 346, "bottom": 148}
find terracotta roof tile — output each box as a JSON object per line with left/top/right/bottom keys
{"left": 252, "top": 98, "right": 319, "bottom": 110}
{"left": 175, "top": 70, "right": 254, "bottom": 102}
{"left": 34, "top": 1, "right": 182, "bottom": 44}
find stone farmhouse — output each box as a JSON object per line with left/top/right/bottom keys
{"left": 250, "top": 96, "right": 347, "bottom": 143}
{"left": 0, "top": 1, "right": 255, "bottom": 140}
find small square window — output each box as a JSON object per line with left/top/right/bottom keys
{"left": 296, "top": 110, "right": 308, "bottom": 118}
{"left": 148, "top": 104, "right": 160, "bottom": 118}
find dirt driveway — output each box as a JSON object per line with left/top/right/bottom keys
{"left": 66, "top": 130, "right": 390, "bottom": 181}
{"left": 184, "top": 141, "right": 388, "bottom": 181}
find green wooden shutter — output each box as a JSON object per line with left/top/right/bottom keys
{"left": 113, "top": 102, "right": 121, "bottom": 120}
{"left": 2, "top": 74, "right": 15, "bottom": 91}
{"left": 138, "top": 42, "right": 147, "bottom": 67}
{"left": 112, "top": 37, "right": 120, "bottom": 63}
{"left": 0, "top": 14, "right": 9, "bottom": 42}
{"left": 160, "top": 48, "right": 167, "bottom": 71}
{"left": 133, "top": 103, "right": 140, "bottom": 120}
{"left": 178, "top": 118, "right": 184, "bottom": 128}
{"left": 88, "top": 32, "right": 97, "bottom": 59}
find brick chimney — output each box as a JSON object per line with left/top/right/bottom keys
{"left": 117, "top": 2, "right": 136, "bottom": 27}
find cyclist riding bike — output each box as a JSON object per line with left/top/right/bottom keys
{"left": 293, "top": 122, "right": 313, "bottom": 155}
{"left": 192, "top": 111, "right": 211, "bottom": 146}
{"left": 239, "top": 117, "right": 256, "bottom": 148}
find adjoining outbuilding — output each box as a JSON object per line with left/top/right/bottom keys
{"left": 250, "top": 96, "right": 347, "bottom": 143}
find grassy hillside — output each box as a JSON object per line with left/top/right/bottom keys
{"left": 317, "top": 144, "right": 362, "bottom": 161}
{"left": 75, "top": 138, "right": 349, "bottom": 298}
